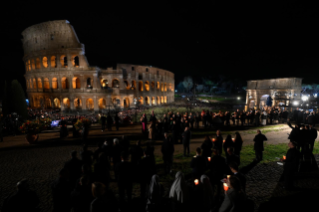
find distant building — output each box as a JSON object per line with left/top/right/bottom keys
{"left": 245, "top": 78, "right": 302, "bottom": 111}
{"left": 21, "top": 20, "right": 174, "bottom": 111}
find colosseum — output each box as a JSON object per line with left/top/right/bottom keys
{"left": 22, "top": 20, "right": 175, "bottom": 112}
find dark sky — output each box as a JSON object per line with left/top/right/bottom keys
{"left": 2, "top": 1, "right": 319, "bottom": 93}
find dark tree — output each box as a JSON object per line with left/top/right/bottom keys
{"left": 10, "top": 80, "right": 28, "bottom": 120}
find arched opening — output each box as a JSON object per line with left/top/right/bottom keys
{"left": 61, "top": 77, "right": 69, "bottom": 89}
{"left": 53, "top": 98, "right": 60, "bottom": 108}
{"left": 46, "top": 99, "right": 51, "bottom": 108}
{"left": 138, "top": 74, "right": 143, "bottom": 80}
{"left": 99, "top": 98, "right": 106, "bottom": 109}
{"left": 161, "top": 96, "right": 164, "bottom": 103}
{"left": 139, "top": 81, "right": 143, "bottom": 91}
{"left": 249, "top": 100, "right": 255, "bottom": 109}
{"left": 151, "top": 97, "right": 156, "bottom": 105}
{"left": 101, "top": 79, "right": 108, "bottom": 88}
{"left": 164, "top": 83, "right": 167, "bottom": 92}
{"left": 161, "top": 83, "right": 164, "bottom": 92}
{"left": 151, "top": 81, "right": 155, "bottom": 89}
{"left": 73, "top": 77, "right": 81, "bottom": 89}
{"left": 145, "top": 96, "right": 150, "bottom": 105}
{"left": 169, "top": 83, "right": 173, "bottom": 91}
{"left": 145, "top": 81, "right": 150, "bottom": 91}
{"left": 37, "top": 78, "right": 42, "bottom": 89}
{"left": 42, "top": 57, "right": 48, "bottom": 68}
{"left": 86, "top": 98, "right": 94, "bottom": 110}
{"left": 44, "top": 78, "right": 49, "bottom": 89}
{"left": 112, "top": 79, "right": 120, "bottom": 88}
{"left": 52, "top": 78, "right": 58, "bottom": 89}
{"left": 63, "top": 98, "right": 70, "bottom": 109}
{"left": 39, "top": 97, "right": 44, "bottom": 108}
{"left": 157, "top": 81, "right": 160, "bottom": 89}
{"left": 260, "top": 94, "right": 270, "bottom": 110}
{"left": 36, "top": 58, "right": 40, "bottom": 69}
{"left": 60, "top": 55, "right": 67, "bottom": 67}
{"left": 25, "top": 62, "right": 28, "bottom": 71}
{"left": 157, "top": 96, "right": 160, "bottom": 105}
{"left": 29, "top": 79, "right": 32, "bottom": 88}
{"left": 124, "top": 98, "right": 130, "bottom": 108}
{"left": 139, "top": 96, "right": 144, "bottom": 105}
{"left": 164, "top": 96, "right": 167, "bottom": 103}
{"left": 74, "top": 98, "right": 82, "bottom": 109}
{"left": 33, "top": 78, "right": 37, "bottom": 89}
{"left": 31, "top": 59, "right": 35, "bottom": 70}
{"left": 87, "top": 78, "right": 92, "bottom": 88}
{"left": 28, "top": 60, "right": 31, "bottom": 71}
{"left": 73, "top": 56, "right": 79, "bottom": 67}
{"left": 51, "top": 56, "right": 57, "bottom": 68}
{"left": 124, "top": 80, "right": 130, "bottom": 90}
{"left": 131, "top": 80, "right": 136, "bottom": 90}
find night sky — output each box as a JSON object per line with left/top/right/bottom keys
{"left": 2, "top": 1, "right": 319, "bottom": 95}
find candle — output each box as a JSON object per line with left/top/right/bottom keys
{"left": 283, "top": 155, "right": 286, "bottom": 160}
{"left": 194, "top": 179, "right": 199, "bottom": 185}
{"left": 223, "top": 183, "right": 229, "bottom": 191}
{"left": 208, "top": 157, "right": 211, "bottom": 162}
{"left": 232, "top": 138, "right": 235, "bottom": 141}
{"left": 227, "top": 175, "right": 231, "bottom": 179}
{"left": 223, "top": 140, "right": 225, "bottom": 143}
{"left": 212, "top": 138, "right": 216, "bottom": 142}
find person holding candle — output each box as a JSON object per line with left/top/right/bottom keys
{"left": 191, "top": 147, "right": 207, "bottom": 179}
{"left": 169, "top": 171, "right": 190, "bottom": 212}
{"left": 228, "top": 161, "right": 246, "bottom": 192}
{"left": 226, "top": 147, "right": 240, "bottom": 166}
{"left": 182, "top": 127, "right": 191, "bottom": 157}
{"left": 233, "top": 132, "right": 243, "bottom": 157}
{"left": 218, "top": 176, "right": 247, "bottom": 212}
{"left": 253, "top": 130, "right": 268, "bottom": 162}
{"left": 199, "top": 175, "right": 214, "bottom": 212}
{"left": 281, "top": 141, "right": 300, "bottom": 190}
{"left": 201, "top": 136, "right": 213, "bottom": 159}
{"left": 223, "top": 135, "right": 233, "bottom": 159}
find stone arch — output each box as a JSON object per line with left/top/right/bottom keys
{"left": 37, "top": 78, "right": 42, "bottom": 89}
{"left": 139, "top": 96, "right": 144, "bottom": 105}
{"left": 161, "top": 96, "right": 164, "bottom": 103}
{"left": 249, "top": 99, "right": 255, "bottom": 109}
{"left": 99, "top": 98, "right": 106, "bottom": 109}
{"left": 124, "top": 80, "right": 130, "bottom": 90}
{"left": 139, "top": 81, "right": 143, "bottom": 91}
{"left": 31, "top": 59, "right": 35, "bottom": 70}
{"left": 145, "top": 96, "right": 150, "bottom": 105}
{"left": 157, "top": 96, "right": 160, "bottom": 105}
{"left": 45, "top": 98, "right": 52, "bottom": 108}
{"left": 36, "top": 58, "right": 40, "bottom": 69}
{"left": 112, "top": 79, "right": 120, "bottom": 88}
{"left": 51, "top": 56, "right": 57, "bottom": 68}
{"left": 169, "top": 83, "right": 173, "bottom": 91}
{"left": 138, "top": 74, "right": 143, "bottom": 80}
{"left": 132, "top": 80, "right": 136, "bottom": 90}
{"left": 151, "top": 81, "right": 155, "bottom": 88}
{"left": 101, "top": 79, "right": 108, "bottom": 88}
{"left": 33, "top": 78, "right": 37, "bottom": 88}
{"left": 42, "top": 57, "right": 48, "bottom": 68}
{"left": 52, "top": 77, "right": 58, "bottom": 89}
{"left": 157, "top": 81, "right": 160, "bottom": 89}
{"left": 63, "top": 98, "right": 70, "bottom": 109}
{"left": 53, "top": 98, "right": 60, "bottom": 108}
{"left": 86, "top": 98, "right": 94, "bottom": 110}
{"left": 44, "top": 78, "right": 49, "bottom": 89}
{"left": 87, "top": 78, "right": 92, "bottom": 88}
{"left": 61, "top": 77, "right": 69, "bottom": 89}
{"left": 73, "top": 56, "right": 79, "bottom": 67}
{"left": 72, "top": 77, "right": 81, "bottom": 89}
{"left": 29, "top": 79, "right": 32, "bottom": 88}
{"left": 124, "top": 97, "right": 130, "bottom": 108}
{"left": 74, "top": 98, "right": 82, "bottom": 108}
{"left": 161, "top": 83, "right": 164, "bottom": 92}
{"left": 164, "top": 96, "right": 167, "bottom": 103}
{"left": 60, "top": 55, "right": 67, "bottom": 67}
{"left": 164, "top": 83, "right": 167, "bottom": 92}
{"left": 28, "top": 60, "right": 31, "bottom": 71}
{"left": 151, "top": 97, "right": 156, "bottom": 105}
{"left": 145, "top": 81, "right": 150, "bottom": 91}
{"left": 259, "top": 94, "right": 270, "bottom": 110}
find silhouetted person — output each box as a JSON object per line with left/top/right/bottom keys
{"left": 112, "top": 138, "right": 122, "bottom": 171}
{"left": 308, "top": 124, "right": 317, "bottom": 153}
{"left": 201, "top": 136, "right": 213, "bottom": 158}
{"left": 138, "top": 149, "right": 156, "bottom": 199}
{"left": 161, "top": 133, "right": 175, "bottom": 173}
{"left": 106, "top": 113, "right": 113, "bottom": 131}
{"left": 81, "top": 145, "right": 93, "bottom": 165}
{"left": 100, "top": 115, "right": 106, "bottom": 132}
{"left": 226, "top": 147, "right": 240, "bottom": 166}
{"left": 2, "top": 179, "right": 39, "bottom": 212}
{"left": 64, "top": 150, "right": 83, "bottom": 188}
{"left": 90, "top": 182, "right": 118, "bottom": 212}
{"left": 169, "top": 171, "right": 190, "bottom": 212}
{"left": 70, "top": 176, "right": 94, "bottom": 212}
{"left": 253, "top": 130, "right": 267, "bottom": 162}
{"left": 182, "top": 127, "right": 191, "bottom": 156}
{"left": 120, "top": 135, "right": 130, "bottom": 152}
{"left": 233, "top": 132, "right": 243, "bottom": 158}
{"left": 130, "top": 140, "right": 144, "bottom": 166}
{"left": 93, "top": 142, "right": 104, "bottom": 161}
{"left": 51, "top": 168, "right": 73, "bottom": 212}
{"left": 214, "top": 130, "right": 223, "bottom": 155}
{"left": 94, "top": 153, "right": 111, "bottom": 186}
{"left": 228, "top": 161, "right": 246, "bottom": 192}
{"left": 115, "top": 151, "right": 133, "bottom": 207}
{"left": 223, "top": 135, "right": 233, "bottom": 159}
{"left": 191, "top": 147, "right": 206, "bottom": 179}
{"left": 114, "top": 113, "right": 120, "bottom": 131}
{"left": 281, "top": 141, "right": 300, "bottom": 190}
{"left": 171, "top": 120, "right": 180, "bottom": 144}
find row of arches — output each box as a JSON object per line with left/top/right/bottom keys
{"left": 137, "top": 96, "right": 167, "bottom": 105}
{"left": 25, "top": 55, "right": 79, "bottom": 71}
{"left": 122, "top": 80, "right": 173, "bottom": 92}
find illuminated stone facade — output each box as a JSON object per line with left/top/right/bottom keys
{"left": 22, "top": 20, "right": 174, "bottom": 111}
{"left": 245, "top": 78, "right": 302, "bottom": 111}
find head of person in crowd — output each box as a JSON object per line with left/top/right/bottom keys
{"left": 212, "top": 148, "right": 220, "bottom": 156}
{"left": 169, "top": 171, "right": 189, "bottom": 203}
{"left": 164, "top": 132, "right": 168, "bottom": 139}
{"left": 305, "top": 125, "right": 309, "bottom": 130}
{"left": 288, "top": 141, "right": 296, "bottom": 149}
{"left": 92, "top": 182, "right": 106, "bottom": 198}
{"left": 229, "top": 161, "right": 239, "bottom": 174}
{"left": 216, "top": 130, "right": 221, "bottom": 136}
{"left": 16, "top": 179, "right": 29, "bottom": 191}
{"left": 300, "top": 124, "right": 305, "bottom": 130}
{"left": 227, "top": 147, "right": 234, "bottom": 156}
{"left": 79, "top": 176, "right": 90, "bottom": 187}
{"left": 229, "top": 175, "right": 241, "bottom": 191}
{"left": 257, "top": 130, "right": 261, "bottom": 134}
{"left": 113, "top": 138, "right": 119, "bottom": 145}
{"left": 195, "top": 147, "right": 201, "bottom": 156}
{"left": 235, "top": 132, "right": 242, "bottom": 142}
{"left": 184, "top": 127, "right": 189, "bottom": 132}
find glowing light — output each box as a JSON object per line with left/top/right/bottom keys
{"left": 237, "top": 97, "right": 240, "bottom": 100}
{"left": 302, "top": 96, "right": 308, "bottom": 101}
{"left": 293, "top": 101, "right": 299, "bottom": 105}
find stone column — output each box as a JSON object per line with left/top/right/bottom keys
{"left": 93, "top": 96, "right": 98, "bottom": 111}
{"left": 82, "top": 96, "right": 86, "bottom": 110}
{"left": 70, "top": 97, "right": 74, "bottom": 110}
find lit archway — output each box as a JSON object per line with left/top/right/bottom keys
{"left": 73, "top": 56, "right": 79, "bottom": 67}
{"left": 157, "top": 81, "right": 160, "bottom": 89}
{"left": 131, "top": 80, "right": 136, "bottom": 90}
{"left": 53, "top": 98, "right": 60, "bottom": 108}
{"left": 31, "top": 59, "right": 35, "bottom": 70}
{"left": 139, "top": 81, "right": 143, "bottom": 91}
{"left": 37, "top": 78, "right": 42, "bottom": 89}
{"left": 139, "top": 96, "right": 144, "bottom": 105}
{"left": 52, "top": 78, "right": 58, "bottom": 89}
{"left": 151, "top": 81, "right": 155, "bottom": 89}
{"left": 62, "top": 77, "right": 69, "bottom": 89}
{"left": 44, "top": 78, "right": 49, "bottom": 89}
{"left": 164, "top": 83, "right": 167, "bottom": 92}
{"left": 51, "top": 56, "right": 57, "bottom": 68}
{"left": 145, "top": 96, "right": 150, "bottom": 105}
{"left": 151, "top": 97, "right": 156, "bottom": 105}
{"left": 87, "top": 78, "right": 92, "bottom": 88}
{"left": 164, "top": 96, "right": 167, "bottom": 103}
{"left": 99, "top": 98, "right": 106, "bottom": 109}
{"left": 72, "top": 77, "right": 81, "bottom": 89}
{"left": 145, "top": 81, "right": 150, "bottom": 91}
{"left": 124, "top": 97, "right": 130, "bottom": 108}
{"left": 74, "top": 98, "right": 82, "bottom": 109}
{"left": 28, "top": 60, "right": 31, "bottom": 71}
{"left": 161, "top": 96, "right": 164, "bottom": 103}
{"left": 60, "top": 55, "right": 67, "bottom": 67}
{"left": 124, "top": 80, "right": 130, "bottom": 90}
{"left": 157, "top": 96, "right": 160, "bottom": 105}
{"left": 100, "top": 79, "right": 108, "bottom": 88}
{"left": 46, "top": 98, "right": 52, "bottom": 108}
{"left": 33, "top": 78, "right": 37, "bottom": 88}
{"left": 42, "top": 57, "right": 48, "bottom": 68}
{"left": 63, "top": 98, "right": 70, "bottom": 109}
{"left": 86, "top": 98, "right": 94, "bottom": 110}
{"left": 112, "top": 79, "right": 120, "bottom": 88}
